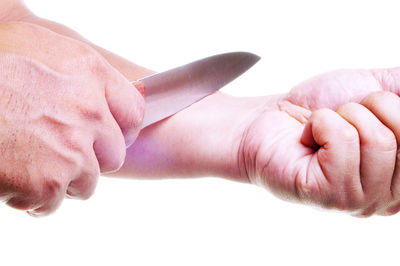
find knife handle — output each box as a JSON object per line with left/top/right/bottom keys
{"left": 132, "top": 81, "right": 146, "bottom": 98}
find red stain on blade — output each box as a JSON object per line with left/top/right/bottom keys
{"left": 132, "top": 81, "right": 146, "bottom": 97}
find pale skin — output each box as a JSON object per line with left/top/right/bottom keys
{"left": 2, "top": 0, "right": 400, "bottom": 217}
{"left": 0, "top": 1, "right": 145, "bottom": 215}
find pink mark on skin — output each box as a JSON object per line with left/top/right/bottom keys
{"left": 132, "top": 81, "right": 146, "bottom": 98}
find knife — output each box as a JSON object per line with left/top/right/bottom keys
{"left": 131, "top": 52, "right": 261, "bottom": 128}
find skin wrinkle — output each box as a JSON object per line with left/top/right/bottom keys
{"left": 319, "top": 139, "right": 363, "bottom": 209}
{"left": 354, "top": 71, "right": 381, "bottom": 102}
{"left": 315, "top": 147, "right": 332, "bottom": 190}
{"left": 289, "top": 134, "right": 317, "bottom": 200}
{"left": 292, "top": 159, "right": 305, "bottom": 201}
{"left": 367, "top": 70, "right": 400, "bottom": 201}
{"left": 390, "top": 149, "right": 400, "bottom": 198}
{"left": 277, "top": 99, "right": 311, "bottom": 124}
{"left": 286, "top": 70, "right": 384, "bottom": 113}
{"left": 245, "top": 113, "right": 276, "bottom": 185}
{"left": 236, "top": 98, "right": 280, "bottom": 183}
{"left": 0, "top": 21, "right": 147, "bottom": 214}
{"left": 281, "top": 90, "right": 363, "bottom": 210}
{"left": 4, "top": 4, "right": 400, "bottom": 216}
{"left": 272, "top": 137, "right": 298, "bottom": 200}
{"left": 242, "top": 97, "right": 311, "bottom": 193}
{"left": 258, "top": 126, "right": 297, "bottom": 188}
{"left": 246, "top": 132, "right": 261, "bottom": 184}
{"left": 302, "top": 154, "right": 315, "bottom": 202}
{"left": 237, "top": 125, "right": 252, "bottom": 183}
{"left": 299, "top": 155, "right": 328, "bottom": 206}
{"left": 371, "top": 68, "right": 396, "bottom": 93}
{"left": 275, "top": 100, "right": 315, "bottom": 199}
{"left": 237, "top": 109, "right": 263, "bottom": 184}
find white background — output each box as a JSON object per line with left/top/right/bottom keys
{"left": 1, "top": 0, "right": 400, "bottom": 265}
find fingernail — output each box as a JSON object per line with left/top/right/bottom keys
{"left": 26, "top": 210, "right": 41, "bottom": 217}
{"left": 132, "top": 81, "right": 146, "bottom": 97}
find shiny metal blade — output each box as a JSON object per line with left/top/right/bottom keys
{"left": 139, "top": 52, "right": 260, "bottom": 128}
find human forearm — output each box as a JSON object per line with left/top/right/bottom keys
{"left": 115, "top": 93, "right": 277, "bottom": 182}
{"left": 6, "top": 9, "right": 278, "bottom": 181}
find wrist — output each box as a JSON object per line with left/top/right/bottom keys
{"left": 113, "top": 92, "right": 283, "bottom": 182}
{"left": 212, "top": 93, "right": 282, "bottom": 181}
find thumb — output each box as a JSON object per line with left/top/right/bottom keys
{"left": 105, "top": 71, "right": 145, "bottom": 148}
{"left": 298, "top": 108, "right": 363, "bottom": 208}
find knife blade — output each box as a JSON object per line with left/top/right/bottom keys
{"left": 132, "top": 52, "right": 261, "bottom": 128}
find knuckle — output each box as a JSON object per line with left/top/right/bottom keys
{"left": 383, "top": 204, "right": 400, "bottom": 216}
{"left": 6, "top": 196, "right": 36, "bottom": 211}
{"left": 311, "top": 108, "right": 333, "bottom": 120}
{"left": 310, "top": 108, "right": 337, "bottom": 128}
{"left": 312, "top": 109, "right": 359, "bottom": 143}
{"left": 369, "top": 127, "right": 397, "bottom": 151}
{"left": 16, "top": 177, "right": 64, "bottom": 209}
{"left": 77, "top": 180, "right": 97, "bottom": 200}
{"left": 74, "top": 45, "right": 109, "bottom": 76}
{"left": 79, "top": 102, "right": 107, "bottom": 122}
{"left": 67, "top": 184, "right": 93, "bottom": 200}
{"left": 78, "top": 44, "right": 102, "bottom": 64}
{"left": 357, "top": 203, "right": 379, "bottom": 217}
{"left": 361, "top": 90, "right": 395, "bottom": 107}
{"left": 340, "top": 126, "right": 359, "bottom": 143}
{"left": 67, "top": 167, "right": 99, "bottom": 200}
{"left": 336, "top": 102, "right": 358, "bottom": 114}
{"left": 39, "top": 178, "right": 64, "bottom": 202}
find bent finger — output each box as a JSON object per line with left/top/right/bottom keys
{"left": 336, "top": 102, "right": 396, "bottom": 211}
{"left": 360, "top": 91, "right": 400, "bottom": 213}
{"left": 93, "top": 112, "right": 126, "bottom": 174}
{"left": 105, "top": 69, "right": 145, "bottom": 148}
{"left": 26, "top": 178, "right": 69, "bottom": 217}
{"left": 302, "top": 108, "right": 363, "bottom": 209}
{"left": 67, "top": 149, "right": 100, "bottom": 200}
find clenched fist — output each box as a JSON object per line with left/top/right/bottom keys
{"left": 238, "top": 69, "right": 400, "bottom": 217}
{"left": 0, "top": 22, "right": 144, "bottom": 215}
